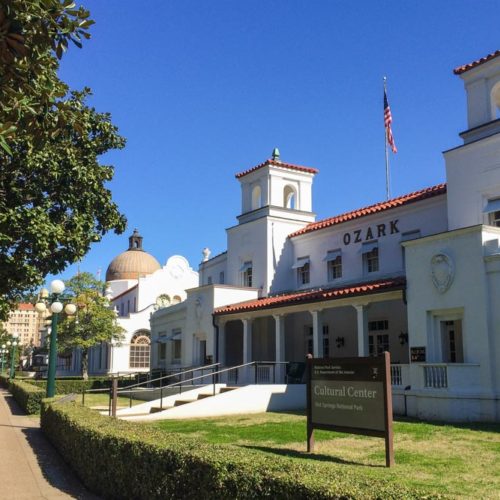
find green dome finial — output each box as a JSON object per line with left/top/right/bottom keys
{"left": 272, "top": 147, "right": 280, "bottom": 160}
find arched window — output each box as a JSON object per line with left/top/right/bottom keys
{"left": 251, "top": 185, "right": 262, "bottom": 210}
{"left": 172, "top": 295, "right": 182, "bottom": 305}
{"left": 129, "top": 331, "right": 150, "bottom": 368}
{"left": 284, "top": 185, "right": 297, "bottom": 209}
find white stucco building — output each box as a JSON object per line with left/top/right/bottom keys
{"left": 150, "top": 50, "right": 500, "bottom": 422}
{"left": 85, "top": 229, "right": 198, "bottom": 375}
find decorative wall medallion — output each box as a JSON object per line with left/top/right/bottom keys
{"left": 169, "top": 264, "right": 184, "bottom": 279}
{"left": 431, "top": 253, "right": 454, "bottom": 293}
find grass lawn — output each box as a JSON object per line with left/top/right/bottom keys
{"left": 152, "top": 412, "right": 500, "bottom": 498}
{"left": 80, "top": 393, "right": 142, "bottom": 408}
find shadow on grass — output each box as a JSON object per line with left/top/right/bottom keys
{"left": 394, "top": 415, "right": 500, "bottom": 433}
{"left": 240, "top": 444, "right": 385, "bottom": 468}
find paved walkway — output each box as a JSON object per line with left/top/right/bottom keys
{"left": 0, "top": 388, "right": 99, "bottom": 499}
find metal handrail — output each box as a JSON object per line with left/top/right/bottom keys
{"left": 81, "top": 363, "right": 220, "bottom": 409}
{"left": 118, "top": 363, "right": 220, "bottom": 391}
{"left": 115, "top": 361, "right": 290, "bottom": 412}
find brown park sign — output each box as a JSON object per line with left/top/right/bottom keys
{"left": 307, "top": 352, "right": 394, "bottom": 467}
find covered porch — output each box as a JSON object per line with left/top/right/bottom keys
{"left": 214, "top": 277, "right": 409, "bottom": 385}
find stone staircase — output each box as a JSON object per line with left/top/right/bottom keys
{"left": 116, "top": 384, "right": 305, "bottom": 421}
{"left": 148, "top": 386, "right": 238, "bottom": 414}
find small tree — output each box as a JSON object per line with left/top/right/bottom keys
{"left": 58, "top": 272, "right": 123, "bottom": 379}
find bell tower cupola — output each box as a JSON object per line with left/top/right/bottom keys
{"left": 445, "top": 50, "right": 500, "bottom": 231}
{"left": 454, "top": 50, "right": 500, "bottom": 144}
{"left": 128, "top": 229, "right": 144, "bottom": 251}
{"left": 235, "top": 149, "right": 318, "bottom": 225}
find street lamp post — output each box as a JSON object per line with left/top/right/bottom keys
{"left": 35, "top": 280, "right": 76, "bottom": 398}
{"left": 8, "top": 333, "right": 19, "bottom": 378}
{"left": 1, "top": 344, "right": 7, "bottom": 373}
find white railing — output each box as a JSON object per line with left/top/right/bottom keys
{"left": 255, "top": 364, "right": 272, "bottom": 384}
{"left": 424, "top": 364, "right": 448, "bottom": 388}
{"left": 225, "top": 367, "right": 239, "bottom": 385}
{"left": 391, "top": 365, "right": 402, "bottom": 386}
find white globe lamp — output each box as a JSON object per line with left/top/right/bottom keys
{"left": 50, "top": 280, "right": 65, "bottom": 295}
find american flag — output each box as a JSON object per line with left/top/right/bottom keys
{"left": 384, "top": 89, "right": 397, "bottom": 154}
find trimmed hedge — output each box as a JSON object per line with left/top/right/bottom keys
{"left": 25, "top": 377, "right": 111, "bottom": 394}
{"left": 8, "top": 379, "right": 45, "bottom": 414}
{"left": 41, "top": 402, "right": 424, "bottom": 499}
{"left": 0, "top": 374, "right": 9, "bottom": 388}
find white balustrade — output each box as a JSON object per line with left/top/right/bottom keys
{"left": 424, "top": 364, "right": 448, "bottom": 388}
{"left": 391, "top": 365, "right": 403, "bottom": 386}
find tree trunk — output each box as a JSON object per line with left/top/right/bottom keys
{"left": 81, "top": 349, "right": 89, "bottom": 380}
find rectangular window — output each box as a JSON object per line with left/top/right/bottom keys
{"left": 325, "top": 250, "right": 342, "bottom": 281}
{"left": 207, "top": 276, "right": 213, "bottom": 285}
{"left": 328, "top": 256, "right": 342, "bottom": 280}
{"left": 244, "top": 265, "right": 252, "bottom": 287}
{"left": 484, "top": 198, "right": 500, "bottom": 226}
{"left": 364, "top": 247, "right": 379, "bottom": 273}
{"left": 322, "top": 325, "right": 329, "bottom": 357}
{"left": 219, "top": 271, "right": 225, "bottom": 284}
{"left": 298, "top": 263, "right": 310, "bottom": 285}
{"left": 158, "top": 343, "right": 166, "bottom": 361}
{"left": 240, "top": 261, "right": 253, "bottom": 287}
{"left": 489, "top": 210, "right": 500, "bottom": 227}
{"left": 368, "top": 320, "right": 389, "bottom": 332}
{"left": 293, "top": 257, "right": 310, "bottom": 286}
{"left": 441, "top": 320, "right": 464, "bottom": 363}
{"left": 173, "top": 339, "right": 182, "bottom": 361}
{"left": 127, "top": 300, "right": 130, "bottom": 314}
{"left": 369, "top": 334, "right": 389, "bottom": 356}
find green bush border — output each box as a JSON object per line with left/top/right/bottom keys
{"left": 25, "top": 377, "right": 111, "bottom": 394}
{"left": 7, "top": 379, "right": 45, "bottom": 414}
{"left": 0, "top": 373, "right": 10, "bottom": 389}
{"left": 41, "top": 402, "right": 423, "bottom": 499}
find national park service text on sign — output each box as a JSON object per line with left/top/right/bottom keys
{"left": 306, "top": 352, "right": 394, "bottom": 467}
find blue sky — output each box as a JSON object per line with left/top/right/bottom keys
{"left": 53, "top": 0, "right": 500, "bottom": 281}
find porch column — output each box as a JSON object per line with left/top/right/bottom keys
{"left": 310, "top": 310, "right": 323, "bottom": 358}
{"left": 242, "top": 318, "right": 253, "bottom": 384}
{"left": 273, "top": 314, "right": 285, "bottom": 383}
{"left": 218, "top": 320, "right": 226, "bottom": 367}
{"left": 242, "top": 318, "right": 252, "bottom": 364}
{"left": 354, "top": 304, "right": 369, "bottom": 356}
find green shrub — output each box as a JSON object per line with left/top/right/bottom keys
{"left": 0, "top": 374, "right": 10, "bottom": 389}
{"left": 9, "top": 379, "right": 45, "bottom": 414}
{"left": 25, "top": 377, "right": 111, "bottom": 394}
{"left": 41, "top": 402, "right": 423, "bottom": 499}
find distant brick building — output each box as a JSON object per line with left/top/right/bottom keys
{"left": 2, "top": 303, "right": 47, "bottom": 347}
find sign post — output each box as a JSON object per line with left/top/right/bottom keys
{"left": 307, "top": 352, "right": 394, "bottom": 467}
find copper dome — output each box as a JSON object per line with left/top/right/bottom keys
{"left": 105, "top": 229, "right": 161, "bottom": 281}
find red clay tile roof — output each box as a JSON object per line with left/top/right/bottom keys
{"left": 214, "top": 277, "right": 406, "bottom": 315}
{"left": 18, "top": 303, "right": 35, "bottom": 311}
{"left": 235, "top": 158, "right": 319, "bottom": 179}
{"left": 289, "top": 183, "right": 446, "bottom": 238}
{"left": 453, "top": 50, "right": 500, "bottom": 75}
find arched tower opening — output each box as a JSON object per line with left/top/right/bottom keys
{"left": 251, "top": 185, "right": 262, "bottom": 210}
{"left": 284, "top": 185, "right": 297, "bottom": 209}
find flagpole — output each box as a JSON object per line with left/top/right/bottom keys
{"left": 384, "top": 76, "right": 390, "bottom": 200}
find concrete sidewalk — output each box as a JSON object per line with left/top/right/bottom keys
{"left": 0, "top": 388, "right": 98, "bottom": 499}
